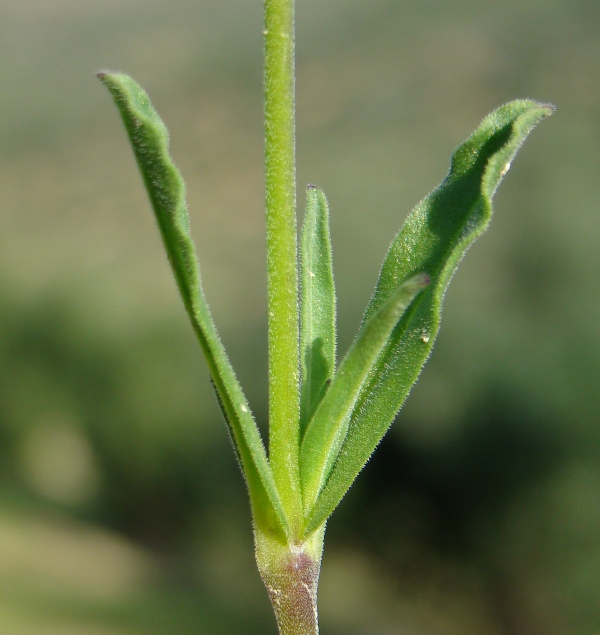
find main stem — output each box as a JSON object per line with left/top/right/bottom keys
{"left": 262, "top": 2, "right": 323, "bottom": 634}
{"left": 264, "top": 0, "right": 301, "bottom": 524}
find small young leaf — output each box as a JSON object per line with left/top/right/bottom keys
{"left": 302, "top": 100, "right": 553, "bottom": 537}
{"left": 300, "top": 185, "right": 336, "bottom": 433}
{"left": 98, "top": 72, "right": 289, "bottom": 541}
{"left": 300, "top": 273, "right": 430, "bottom": 513}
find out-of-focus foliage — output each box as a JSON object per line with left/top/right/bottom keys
{"left": 0, "top": 0, "right": 598, "bottom": 633}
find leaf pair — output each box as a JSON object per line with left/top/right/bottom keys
{"left": 99, "top": 71, "right": 552, "bottom": 542}
{"left": 298, "top": 187, "right": 429, "bottom": 519}
{"left": 298, "top": 100, "right": 553, "bottom": 537}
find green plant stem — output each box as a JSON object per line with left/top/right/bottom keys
{"left": 264, "top": 0, "right": 301, "bottom": 527}
{"left": 263, "top": 2, "right": 322, "bottom": 632}
{"left": 256, "top": 527, "right": 324, "bottom": 635}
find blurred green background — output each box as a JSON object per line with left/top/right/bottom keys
{"left": 0, "top": 0, "right": 599, "bottom": 633}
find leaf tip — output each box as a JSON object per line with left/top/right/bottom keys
{"left": 96, "top": 70, "right": 121, "bottom": 88}
{"left": 404, "top": 272, "right": 431, "bottom": 292}
{"left": 96, "top": 70, "right": 117, "bottom": 83}
{"left": 539, "top": 101, "right": 556, "bottom": 115}
{"left": 414, "top": 272, "right": 431, "bottom": 287}
{"left": 527, "top": 100, "right": 556, "bottom": 127}
{"left": 96, "top": 70, "right": 131, "bottom": 89}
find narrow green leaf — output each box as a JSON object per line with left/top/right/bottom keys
{"left": 300, "top": 274, "right": 430, "bottom": 513}
{"left": 98, "top": 71, "right": 289, "bottom": 541}
{"left": 302, "top": 100, "right": 553, "bottom": 537}
{"left": 300, "top": 185, "right": 336, "bottom": 434}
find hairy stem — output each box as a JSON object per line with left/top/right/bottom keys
{"left": 256, "top": 530, "right": 325, "bottom": 635}
{"left": 264, "top": 0, "right": 302, "bottom": 525}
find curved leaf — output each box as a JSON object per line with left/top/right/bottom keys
{"left": 98, "top": 71, "right": 289, "bottom": 541}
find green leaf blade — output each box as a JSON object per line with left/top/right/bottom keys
{"left": 302, "top": 100, "right": 553, "bottom": 537}
{"left": 300, "top": 274, "right": 430, "bottom": 515}
{"left": 98, "top": 71, "right": 290, "bottom": 541}
{"left": 300, "top": 185, "right": 336, "bottom": 434}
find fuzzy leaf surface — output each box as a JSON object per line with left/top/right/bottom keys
{"left": 300, "top": 274, "right": 429, "bottom": 513}
{"left": 302, "top": 100, "right": 554, "bottom": 536}
{"left": 98, "top": 72, "right": 289, "bottom": 541}
{"left": 300, "top": 185, "right": 336, "bottom": 434}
